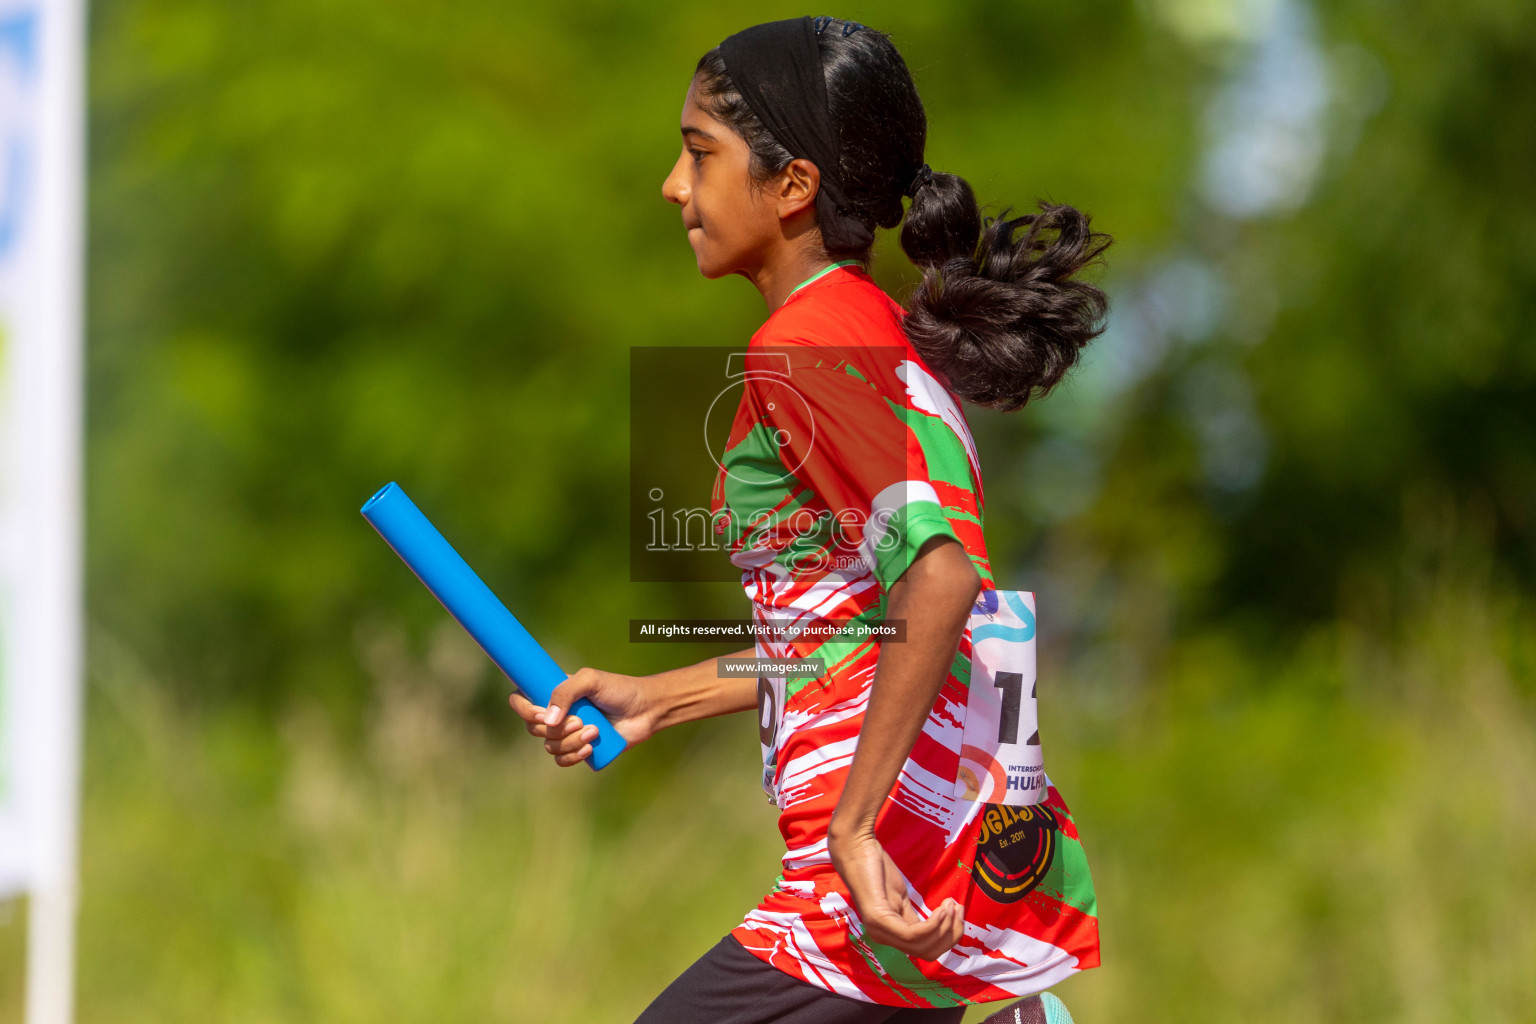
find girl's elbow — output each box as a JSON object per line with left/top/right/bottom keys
{"left": 934, "top": 540, "right": 982, "bottom": 603}
{"left": 898, "top": 536, "right": 982, "bottom": 603}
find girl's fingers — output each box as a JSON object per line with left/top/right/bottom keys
{"left": 916, "top": 901, "right": 964, "bottom": 959}
{"left": 508, "top": 692, "right": 542, "bottom": 723}
{"left": 543, "top": 722, "right": 599, "bottom": 757}
{"left": 511, "top": 692, "right": 600, "bottom": 766}
{"left": 524, "top": 713, "right": 589, "bottom": 741}
{"left": 870, "top": 899, "right": 964, "bottom": 960}
{"left": 511, "top": 695, "right": 585, "bottom": 734}
{"left": 554, "top": 743, "right": 593, "bottom": 768}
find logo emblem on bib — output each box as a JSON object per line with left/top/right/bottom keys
{"left": 971, "top": 802, "right": 1058, "bottom": 904}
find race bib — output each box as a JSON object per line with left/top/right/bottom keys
{"left": 954, "top": 589, "right": 1047, "bottom": 807}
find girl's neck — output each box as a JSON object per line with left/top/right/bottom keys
{"left": 750, "top": 247, "right": 855, "bottom": 313}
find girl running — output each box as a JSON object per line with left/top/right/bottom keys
{"left": 510, "top": 16, "right": 1109, "bottom": 1024}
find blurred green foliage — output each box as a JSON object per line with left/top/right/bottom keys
{"left": 1132, "top": 0, "right": 1536, "bottom": 629}
{"left": 1, "top": 0, "right": 1530, "bottom": 1020}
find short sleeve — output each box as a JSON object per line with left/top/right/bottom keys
{"left": 747, "top": 351, "right": 960, "bottom": 592}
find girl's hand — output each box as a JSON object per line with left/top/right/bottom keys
{"left": 828, "top": 827, "right": 965, "bottom": 961}
{"left": 507, "top": 666, "right": 660, "bottom": 767}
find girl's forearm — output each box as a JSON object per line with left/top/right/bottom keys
{"left": 649, "top": 647, "right": 759, "bottom": 730}
{"left": 829, "top": 538, "right": 980, "bottom": 842}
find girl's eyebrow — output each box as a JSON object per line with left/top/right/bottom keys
{"left": 681, "top": 125, "right": 718, "bottom": 142}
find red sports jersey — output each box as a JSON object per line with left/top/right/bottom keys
{"left": 708, "top": 263, "right": 1100, "bottom": 1009}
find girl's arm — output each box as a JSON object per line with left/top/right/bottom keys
{"left": 510, "top": 647, "right": 759, "bottom": 765}
{"left": 827, "top": 534, "right": 981, "bottom": 960}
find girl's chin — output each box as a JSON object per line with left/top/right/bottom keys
{"left": 692, "top": 248, "right": 731, "bottom": 280}
{"left": 687, "top": 233, "right": 742, "bottom": 279}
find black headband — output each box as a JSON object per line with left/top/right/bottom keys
{"left": 718, "top": 17, "right": 875, "bottom": 252}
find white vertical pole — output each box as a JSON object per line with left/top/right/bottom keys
{"left": 20, "top": 0, "right": 84, "bottom": 1019}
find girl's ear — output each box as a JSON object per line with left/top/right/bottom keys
{"left": 776, "top": 157, "right": 821, "bottom": 221}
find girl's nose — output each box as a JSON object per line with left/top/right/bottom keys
{"left": 662, "top": 152, "right": 689, "bottom": 206}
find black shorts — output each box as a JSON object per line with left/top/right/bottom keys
{"left": 633, "top": 934, "right": 968, "bottom": 1024}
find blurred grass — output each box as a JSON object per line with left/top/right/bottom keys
{"left": 0, "top": 571, "right": 1527, "bottom": 1022}
{"left": 67, "top": 623, "right": 783, "bottom": 1024}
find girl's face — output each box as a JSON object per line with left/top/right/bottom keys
{"left": 662, "top": 77, "right": 788, "bottom": 279}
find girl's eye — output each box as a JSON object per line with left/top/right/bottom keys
{"left": 689, "top": 148, "right": 706, "bottom": 163}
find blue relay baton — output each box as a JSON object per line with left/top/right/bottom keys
{"left": 360, "top": 481, "right": 627, "bottom": 770}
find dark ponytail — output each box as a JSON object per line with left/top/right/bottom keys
{"left": 900, "top": 178, "right": 1111, "bottom": 412}
{"left": 695, "top": 18, "right": 1111, "bottom": 411}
